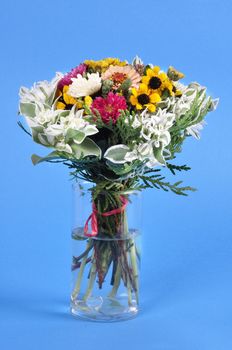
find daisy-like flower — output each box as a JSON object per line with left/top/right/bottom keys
{"left": 102, "top": 65, "right": 141, "bottom": 89}
{"left": 68, "top": 73, "right": 102, "bottom": 98}
{"left": 58, "top": 64, "right": 86, "bottom": 90}
{"left": 91, "top": 92, "right": 127, "bottom": 124}
{"left": 142, "top": 66, "right": 174, "bottom": 97}
{"left": 130, "top": 83, "right": 161, "bottom": 112}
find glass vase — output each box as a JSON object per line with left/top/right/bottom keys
{"left": 70, "top": 181, "right": 142, "bottom": 322}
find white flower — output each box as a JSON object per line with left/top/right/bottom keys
{"left": 45, "top": 124, "right": 64, "bottom": 137}
{"left": 68, "top": 73, "right": 101, "bottom": 98}
{"left": 34, "top": 104, "right": 62, "bottom": 125}
{"left": 186, "top": 120, "right": 206, "bottom": 139}
{"left": 25, "top": 103, "right": 64, "bottom": 131}
{"left": 124, "top": 141, "right": 160, "bottom": 168}
{"left": 140, "top": 108, "right": 175, "bottom": 147}
{"left": 19, "top": 72, "right": 63, "bottom": 107}
{"left": 59, "top": 107, "right": 98, "bottom": 139}
{"left": 124, "top": 109, "right": 176, "bottom": 168}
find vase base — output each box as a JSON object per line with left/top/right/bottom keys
{"left": 70, "top": 295, "right": 138, "bottom": 322}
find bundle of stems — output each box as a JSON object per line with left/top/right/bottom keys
{"left": 71, "top": 189, "right": 140, "bottom": 306}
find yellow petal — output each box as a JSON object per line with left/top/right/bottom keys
{"left": 84, "top": 96, "right": 93, "bottom": 106}
{"left": 159, "top": 72, "right": 167, "bottom": 81}
{"left": 139, "top": 83, "right": 148, "bottom": 93}
{"left": 64, "top": 93, "right": 77, "bottom": 105}
{"left": 56, "top": 101, "right": 66, "bottom": 110}
{"left": 150, "top": 93, "right": 161, "bottom": 103}
{"left": 131, "top": 87, "right": 138, "bottom": 97}
{"left": 141, "top": 76, "right": 149, "bottom": 85}
{"left": 153, "top": 66, "right": 160, "bottom": 74}
{"left": 130, "top": 95, "right": 138, "bottom": 105}
{"left": 136, "top": 103, "right": 143, "bottom": 110}
{"left": 146, "top": 68, "right": 153, "bottom": 77}
{"left": 175, "top": 90, "right": 182, "bottom": 97}
{"left": 63, "top": 85, "right": 69, "bottom": 93}
{"left": 147, "top": 104, "right": 156, "bottom": 112}
{"left": 76, "top": 101, "right": 83, "bottom": 109}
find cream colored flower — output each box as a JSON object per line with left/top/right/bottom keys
{"left": 68, "top": 73, "right": 101, "bottom": 98}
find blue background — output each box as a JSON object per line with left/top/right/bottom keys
{"left": 0, "top": 0, "right": 231, "bottom": 349}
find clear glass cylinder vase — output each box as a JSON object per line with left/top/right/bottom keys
{"left": 70, "top": 181, "right": 142, "bottom": 322}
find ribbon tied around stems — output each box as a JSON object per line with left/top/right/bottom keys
{"left": 84, "top": 195, "right": 128, "bottom": 237}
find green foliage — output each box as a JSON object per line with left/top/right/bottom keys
{"left": 166, "top": 162, "right": 191, "bottom": 175}
{"left": 17, "top": 121, "right": 32, "bottom": 137}
{"left": 31, "top": 151, "right": 66, "bottom": 165}
{"left": 104, "top": 144, "right": 129, "bottom": 163}
{"left": 101, "top": 80, "right": 113, "bottom": 97}
{"left": 167, "top": 88, "right": 212, "bottom": 160}
{"left": 117, "top": 78, "right": 132, "bottom": 98}
{"left": 139, "top": 171, "right": 196, "bottom": 196}
{"left": 113, "top": 110, "right": 142, "bottom": 148}
{"left": 170, "top": 90, "right": 211, "bottom": 135}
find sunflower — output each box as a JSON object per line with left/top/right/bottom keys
{"left": 130, "top": 83, "right": 161, "bottom": 112}
{"left": 142, "top": 66, "right": 174, "bottom": 97}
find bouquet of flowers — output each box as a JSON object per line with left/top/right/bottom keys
{"left": 18, "top": 56, "right": 218, "bottom": 319}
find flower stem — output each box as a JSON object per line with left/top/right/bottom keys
{"left": 127, "top": 279, "right": 133, "bottom": 306}
{"left": 129, "top": 240, "right": 139, "bottom": 304}
{"left": 83, "top": 251, "right": 97, "bottom": 301}
{"left": 108, "top": 262, "right": 121, "bottom": 298}
{"left": 123, "top": 211, "right": 139, "bottom": 304}
{"left": 71, "top": 240, "right": 92, "bottom": 301}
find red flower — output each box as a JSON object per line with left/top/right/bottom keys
{"left": 91, "top": 92, "right": 127, "bottom": 124}
{"left": 58, "top": 64, "right": 87, "bottom": 90}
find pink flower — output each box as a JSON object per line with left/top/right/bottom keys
{"left": 91, "top": 92, "right": 127, "bottom": 124}
{"left": 58, "top": 64, "right": 87, "bottom": 90}
{"left": 102, "top": 65, "right": 141, "bottom": 89}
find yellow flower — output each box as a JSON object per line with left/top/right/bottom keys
{"left": 56, "top": 86, "right": 83, "bottom": 110}
{"left": 84, "top": 57, "right": 127, "bottom": 72}
{"left": 142, "top": 66, "right": 174, "bottom": 96}
{"left": 63, "top": 86, "right": 78, "bottom": 105}
{"left": 130, "top": 83, "right": 161, "bottom": 112}
{"left": 56, "top": 101, "right": 66, "bottom": 110}
{"left": 84, "top": 95, "right": 93, "bottom": 107}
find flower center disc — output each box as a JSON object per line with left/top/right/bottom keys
{"left": 149, "top": 76, "right": 162, "bottom": 89}
{"left": 137, "top": 93, "right": 150, "bottom": 105}
{"left": 111, "top": 72, "right": 127, "bottom": 84}
{"left": 105, "top": 104, "right": 114, "bottom": 113}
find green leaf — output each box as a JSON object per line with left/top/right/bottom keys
{"left": 71, "top": 137, "right": 101, "bottom": 159}
{"left": 106, "top": 162, "right": 133, "bottom": 175}
{"left": 153, "top": 147, "right": 166, "bottom": 165}
{"left": 46, "top": 88, "right": 57, "bottom": 107}
{"left": 31, "top": 151, "right": 62, "bottom": 165}
{"left": 19, "top": 102, "right": 36, "bottom": 117}
{"left": 104, "top": 144, "right": 130, "bottom": 164}
{"left": 65, "top": 129, "right": 85, "bottom": 144}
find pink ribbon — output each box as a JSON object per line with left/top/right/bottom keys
{"left": 84, "top": 195, "right": 128, "bottom": 237}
